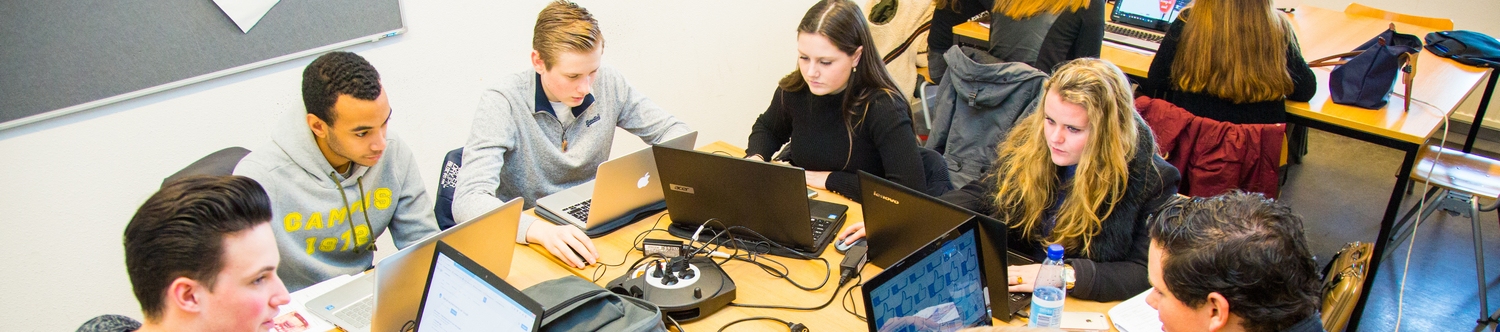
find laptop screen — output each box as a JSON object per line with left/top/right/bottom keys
{"left": 866, "top": 224, "right": 988, "bottom": 331}
{"left": 416, "top": 252, "right": 537, "bottom": 332}
{"left": 1114, "top": 0, "right": 1192, "bottom": 30}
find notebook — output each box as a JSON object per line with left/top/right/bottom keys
{"left": 535, "top": 131, "right": 697, "bottom": 236}
{"left": 863, "top": 218, "right": 992, "bottom": 332}
{"left": 304, "top": 197, "right": 523, "bottom": 332}
{"left": 1103, "top": 0, "right": 1193, "bottom": 52}
{"left": 652, "top": 145, "right": 849, "bottom": 259}
{"left": 413, "top": 241, "right": 543, "bottom": 332}
{"left": 858, "top": 171, "right": 1035, "bottom": 321}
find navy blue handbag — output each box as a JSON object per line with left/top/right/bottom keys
{"left": 1308, "top": 24, "right": 1423, "bottom": 111}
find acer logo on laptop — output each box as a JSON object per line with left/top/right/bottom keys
{"left": 873, "top": 191, "right": 899, "bottom": 205}
{"left": 669, "top": 184, "right": 695, "bottom": 194}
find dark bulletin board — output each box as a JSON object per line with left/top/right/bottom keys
{"left": 0, "top": 0, "right": 405, "bottom": 130}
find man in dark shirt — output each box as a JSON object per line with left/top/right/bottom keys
{"left": 1147, "top": 191, "right": 1326, "bottom": 332}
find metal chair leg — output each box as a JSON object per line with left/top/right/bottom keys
{"left": 1385, "top": 189, "right": 1453, "bottom": 259}
{"left": 1473, "top": 198, "right": 1492, "bottom": 324}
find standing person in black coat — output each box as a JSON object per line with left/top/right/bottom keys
{"left": 1136, "top": 0, "right": 1317, "bottom": 124}
{"left": 746, "top": 0, "right": 932, "bottom": 202}
{"left": 841, "top": 58, "right": 1179, "bottom": 302}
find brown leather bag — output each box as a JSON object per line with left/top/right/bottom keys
{"left": 1320, "top": 242, "right": 1374, "bottom": 332}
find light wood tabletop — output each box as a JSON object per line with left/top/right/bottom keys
{"left": 507, "top": 141, "right": 1124, "bottom": 331}
{"left": 953, "top": 5, "right": 1492, "bottom": 144}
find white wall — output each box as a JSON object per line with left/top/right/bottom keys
{"left": 0, "top": 1, "right": 806, "bottom": 330}
{"left": 3, "top": 0, "right": 1498, "bottom": 330}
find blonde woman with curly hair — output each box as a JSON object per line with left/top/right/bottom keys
{"left": 839, "top": 58, "right": 1179, "bottom": 302}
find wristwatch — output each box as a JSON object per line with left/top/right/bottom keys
{"left": 1063, "top": 264, "right": 1077, "bottom": 290}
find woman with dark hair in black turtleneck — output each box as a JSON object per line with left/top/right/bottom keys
{"left": 745, "top": 0, "right": 931, "bottom": 203}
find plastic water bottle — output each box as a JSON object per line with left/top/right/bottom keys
{"left": 1028, "top": 244, "right": 1067, "bottom": 328}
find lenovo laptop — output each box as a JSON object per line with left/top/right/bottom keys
{"left": 653, "top": 145, "right": 849, "bottom": 259}
{"left": 536, "top": 131, "right": 698, "bottom": 236}
{"left": 305, "top": 197, "right": 523, "bottom": 332}
{"left": 412, "top": 241, "right": 543, "bottom": 332}
{"left": 859, "top": 171, "right": 1035, "bottom": 320}
{"left": 863, "top": 219, "right": 992, "bottom": 332}
{"left": 1103, "top": 0, "right": 1192, "bottom": 52}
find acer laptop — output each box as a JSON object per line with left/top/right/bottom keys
{"left": 653, "top": 145, "right": 849, "bottom": 259}
{"left": 412, "top": 241, "right": 543, "bottom": 332}
{"left": 1103, "top": 0, "right": 1192, "bottom": 52}
{"left": 863, "top": 218, "right": 992, "bottom": 332}
{"left": 305, "top": 197, "right": 523, "bottom": 332}
{"left": 859, "top": 171, "right": 1034, "bottom": 321}
{"left": 536, "top": 131, "right": 698, "bottom": 236}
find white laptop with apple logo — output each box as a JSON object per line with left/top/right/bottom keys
{"left": 535, "top": 131, "right": 697, "bottom": 234}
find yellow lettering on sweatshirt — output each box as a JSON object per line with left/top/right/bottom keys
{"left": 374, "top": 188, "right": 393, "bottom": 209}
{"left": 329, "top": 207, "right": 347, "bottom": 227}
{"left": 284, "top": 213, "right": 304, "bottom": 232}
{"left": 319, "top": 237, "right": 337, "bottom": 252}
{"left": 307, "top": 212, "right": 324, "bottom": 229}
{"left": 339, "top": 230, "right": 353, "bottom": 251}
{"left": 355, "top": 224, "right": 371, "bottom": 245}
{"left": 305, "top": 237, "right": 317, "bottom": 255}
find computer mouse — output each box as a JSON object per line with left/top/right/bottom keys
{"left": 835, "top": 238, "right": 866, "bottom": 254}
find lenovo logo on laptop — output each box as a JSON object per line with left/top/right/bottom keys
{"left": 873, "top": 191, "right": 900, "bottom": 205}
{"left": 669, "top": 184, "right": 695, "bottom": 194}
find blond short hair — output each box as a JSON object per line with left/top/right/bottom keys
{"left": 533, "top": 0, "right": 603, "bottom": 69}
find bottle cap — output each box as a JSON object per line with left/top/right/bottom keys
{"left": 1046, "top": 244, "right": 1064, "bottom": 260}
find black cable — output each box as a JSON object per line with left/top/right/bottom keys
{"left": 727, "top": 272, "right": 853, "bottom": 311}
{"left": 840, "top": 275, "right": 866, "bottom": 322}
{"left": 717, "top": 316, "right": 796, "bottom": 332}
{"left": 689, "top": 223, "right": 833, "bottom": 290}
{"left": 589, "top": 212, "right": 674, "bottom": 282}
{"left": 667, "top": 315, "right": 684, "bottom": 332}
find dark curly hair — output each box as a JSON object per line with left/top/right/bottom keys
{"left": 302, "top": 51, "right": 382, "bottom": 125}
{"left": 124, "top": 175, "right": 273, "bottom": 322}
{"left": 1149, "top": 191, "right": 1322, "bottom": 332}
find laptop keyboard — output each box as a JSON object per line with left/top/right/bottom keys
{"left": 563, "top": 199, "right": 592, "bottom": 221}
{"left": 1105, "top": 23, "right": 1164, "bottom": 43}
{"left": 333, "top": 296, "right": 374, "bottom": 328}
{"left": 811, "top": 217, "right": 832, "bottom": 243}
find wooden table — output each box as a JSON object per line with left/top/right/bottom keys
{"left": 954, "top": 6, "right": 1498, "bottom": 329}
{"left": 504, "top": 141, "right": 1123, "bottom": 331}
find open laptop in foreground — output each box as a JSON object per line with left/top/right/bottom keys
{"left": 536, "top": 131, "right": 698, "bottom": 237}
{"left": 653, "top": 145, "right": 849, "bottom": 259}
{"left": 412, "top": 241, "right": 543, "bottom": 332}
{"left": 863, "top": 218, "right": 992, "bottom": 331}
{"left": 859, "top": 171, "right": 1035, "bottom": 321}
{"left": 1103, "top": 0, "right": 1192, "bottom": 52}
{"left": 305, "top": 197, "right": 523, "bottom": 332}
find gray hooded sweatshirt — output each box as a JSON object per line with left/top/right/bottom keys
{"left": 924, "top": 46, "right": 1049, "bottom": 188}
{"left": 234, "top": 110, "right": 440, "bottom": 292}
{"left": 454, "top": 66, "right": 690, "bottom": 243}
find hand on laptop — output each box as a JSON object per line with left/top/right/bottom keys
{"left": 1006, "top": 264, "right": 1042, "bottom": 293}
{"left": 804, "top": 171, "right": 830, "bottom": 189}
{"left": 835, "top": 222, "right": 866, "bottom": 245}
{"left": 527, "top": 223, "right": 599, "bottom": 269}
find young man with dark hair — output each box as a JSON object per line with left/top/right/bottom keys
{"left": 454, "top": 0, "right": 691, "bottom": 269}
{"left": 81, "top": 175, "right": 290, "bottom": 332}
{"left": 234, "top": 51, "right": 439, "bottom": 291}
{"left": 1147, "top": 191, "right": 1325, "bottom": 332}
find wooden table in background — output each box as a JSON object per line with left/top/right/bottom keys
{"left": 955, "top": 6, "right": 1497, "bottom": 329}
{"left": 504, "top": 141, "right": 1122, "bottom": 331}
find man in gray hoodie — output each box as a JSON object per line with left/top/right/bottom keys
{"left": 234, "top": 51, "right": 440, "bottom": 291}
{"left": 454, "top": 0, "right": 690, "bottom": 269}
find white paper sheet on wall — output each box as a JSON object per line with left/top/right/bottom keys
{"left": 213, "top": 0, "right": 281, "bottom": 33}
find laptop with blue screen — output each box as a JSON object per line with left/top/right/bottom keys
{"left": 862, "top": 218, "right": 992, "bottom": 332}
{"left": 414, "top": 241, "right": 543, "bottom": 332}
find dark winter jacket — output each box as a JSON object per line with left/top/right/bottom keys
{"left": 939, "top": 118, "right": 1180, "bottom": 301}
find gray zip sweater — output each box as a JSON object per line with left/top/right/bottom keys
{"left": 234, "top": 110, "right": 440, "bottom": 292}
{"left": 454, "top": 66, "right": 690, "bottom": 243}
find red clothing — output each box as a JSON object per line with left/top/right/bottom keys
{"left": 1135, "top": 97, "right": 1284, "bottom": 198}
